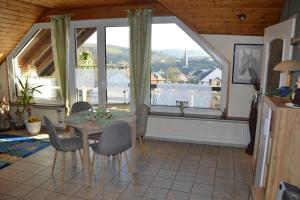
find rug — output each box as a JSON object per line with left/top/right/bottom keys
{"left": 0, "top": 134, "right": 50, "bottom": 169}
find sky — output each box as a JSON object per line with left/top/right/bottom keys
{"left": 84, "top": 23, "right": 209, "bottom": 56}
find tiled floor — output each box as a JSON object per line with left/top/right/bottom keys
{"left": 0, "top": 136, "right": 253, "bottom": 200}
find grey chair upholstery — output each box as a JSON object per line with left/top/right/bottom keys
{"left": 43, "top": 116, "right": 83, "bottom": 183}
{"left": 71, "top": 101, "right": 92, "bottom": 114}
{"left": 44, "top": 116, "right": 83, "bottom": 152}
{"left": 71, "top": 101, "right": 100, "bottom": 140}
{"left": 91, "top": 121, "right": 132, "bottom": 155}
{"left": 90, "top": 120, "right": 134, "bottom": 191}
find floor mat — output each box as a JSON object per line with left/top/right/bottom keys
{"left": 0, "top": 134, "right": 50, "bottom": 169}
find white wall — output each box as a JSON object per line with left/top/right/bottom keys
{"left": 201, "top": 34, "right": 264, "bottom": 118}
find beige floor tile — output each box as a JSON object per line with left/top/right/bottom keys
{"left": 46, "top": 192, "right": 71, "bottom": 200}
{"left": 0, "top": 179, "right": 19, "bottom": 194}
{"left": 0, "top": 194, "right": 20, "bottom": 200}
{"left": 171, "top": 180, "right": 193, "bottom": 193}
{"left": 144, "top": 187, "right": 168, "bottom": 200}
{"left": 123, "top": 183, "right": 148, "bottom": 197}
{"left": 0, "top": 168, "right": 20, "bottom": 179}
{"left": 73, "top": 185, "right": 100, "bottom": 200}
{"left": 105, "top": 180, "right": 130, "bottom": 193}
{"left": 24, "top": 174, "right": 49, "bottom": 186}
{"left": 165, "top": 190, "right": 189, "bottom": 200}
{"left": 23, "top": 188, "right": 53, "bottom": 200}
{"left": 192, "top": 183, "right": 213, "bottom": 196}
{"left": 6, "top": 183, "right": 35, "bottom": 198}
{"left": 189, "top": 194, "right": 212, "bottom": 200}
{"left": 94, "top": 190, "right": 120, "bottom": 200}
{"left": 151, "top": 177, "right": 173, "bottom": 189}
{"left": 118, "top": 193, "right": 142, "bottom": 200}
{"left": 194, "top": 174, "right": 214, "bottom": 185}
{"left": 213, "top": 186, "right": 235, "bottom": 199}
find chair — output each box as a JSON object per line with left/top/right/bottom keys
{"left": 136, "top": 104, "right": 150, "bottom": 156}
{"left": 90, "top": 120, "right": 135, "bottom": 192}
{"left": 71, "top": 101, "right": 101, "bottom": 141}
{"left": 43, "top": 116, "right": 83, "bottom": 183}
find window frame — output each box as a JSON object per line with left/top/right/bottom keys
{"left": 149, "top": 17, "right": 229, "bottom": 116}
{"left": 7, "top": 23, "right": 64, "bottom": 105}
{"left": 8, "top": 17, "right": 229, "bottom": 116}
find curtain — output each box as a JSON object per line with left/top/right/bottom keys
{"left": 50, "top": 15, "right": 70, "bottom": 109}
{"left": 128, "top": 9, "right": 153, "bottom": 109}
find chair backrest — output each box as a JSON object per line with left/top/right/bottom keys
{"left": 96, "top": 121, "right": 131, "bottom": 155}
{"left": 136, "top": 104, "right": 150, "bottom": 137}
{"left": 43, "top": 116, "right": 63, "bottom": 151}
{"left": 71, "top": 101, "right": 92, "bottom": 114}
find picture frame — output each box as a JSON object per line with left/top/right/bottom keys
{"left": 232, "top": 44, "right": 263, "bottom": 84}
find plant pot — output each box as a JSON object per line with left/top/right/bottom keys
{"left": 25, "top": 120, "right": 41, "bottom": 135}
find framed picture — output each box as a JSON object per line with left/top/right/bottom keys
{"left": 232, "top": 44, "right": 263, "bottom": 84}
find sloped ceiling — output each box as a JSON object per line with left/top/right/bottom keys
{"left": 0, "top": 0, "right": 284, "bottom": 65}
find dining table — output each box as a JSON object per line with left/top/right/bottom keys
{"left": 66, "top": 109, "right": 137, "bottom": 185}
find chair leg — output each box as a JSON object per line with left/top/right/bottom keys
{"left": 61, "top": 152, "right": 65, "bottom": 185}
{"left": 51, "top": 150, "right": 57, "bottom": 177}
{"left": 78, "top": 150, "right": 83, "bottom": 168}
{"left": 117, "top": 153, "right": 122, "bottom": 173}
{"left": 100, "top": 154, "right": 105, "bottom": 193}
{"left": 124, "top": 151, "right": 135, "bottom": 184}
{"left": 138, "top": 137, "right": 147, "bottom": 158}
{"left": 90, "top": 152, "right": 96, "bottom": 176}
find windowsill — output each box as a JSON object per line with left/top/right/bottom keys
{"left": 10, "top": 102, "right": 65, "bottom": 110}
{"left": 149, "top": 111, "right": 249, "bottom": 122}
{"left": 150, "top": 105, "right": 222, "bottom": 116}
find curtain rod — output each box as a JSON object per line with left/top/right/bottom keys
{"left": 46, "top": 13, "right": 75, "bottom": 18}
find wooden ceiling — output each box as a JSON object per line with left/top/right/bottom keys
{"left": 0, "top": 0, "right": 284, "bottom": 65}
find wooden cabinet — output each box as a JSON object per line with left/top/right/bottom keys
{"left": 251, "top": 96, "right": 300, "bottom": 200}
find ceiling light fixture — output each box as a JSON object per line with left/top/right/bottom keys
{"left": 238, "top": 14, "right": 247, "bottom": 20}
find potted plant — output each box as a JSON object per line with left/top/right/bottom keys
{"left": 16, "top": 77, "right": 42, "bottom": 135}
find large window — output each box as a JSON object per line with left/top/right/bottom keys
{"left": 12, "top": 28, "right": 62, "bottom": 103}
{"left": 106, "top": 27, "right": 130, "bottom": 105}
{"left": 75, "top": 27, "right": 98, "bottom": 105}
{"left": 150, "top": 24, "right": 222, "bottom": 109}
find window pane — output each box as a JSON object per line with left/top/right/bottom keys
{"left": 75, "top": 28, "right": 98, "bottom": 105}
{"left": 14, "top": 29, "right": 61, "bottom": 102}
{"left": 106, "top": 27, "right": 130, "bottom": 106}
{"left": 151, "top": 24, "right": 221, "bottom": 109}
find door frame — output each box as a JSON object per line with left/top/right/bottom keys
{"left": 253, "top": 15, "right": 297, "bottom": 160}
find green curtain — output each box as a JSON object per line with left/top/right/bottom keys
{"left": 50, "top": 15, "right": 70, "bottom": 108}
{"left": 128, "top": 9, "right": 153, "bottom": 109}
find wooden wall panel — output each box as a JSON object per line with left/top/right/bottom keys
{"left": 0, "top": 0, "right": 45, "bottom": 64}
{"left": 159, "top": 0, "right": 284, "bottom": 36}
{"left": 0, "top": 0, "right": 284, "bottom": 65}
{"left": 39, "top": 2, "right": 171, "bottom": 22}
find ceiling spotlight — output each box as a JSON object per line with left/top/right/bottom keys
{"left": 238, "top": 14, "right": 247, "bottom": 20}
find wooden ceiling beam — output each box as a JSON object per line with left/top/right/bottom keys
{"left": 39, "top": 2, "right": 171, "bottom": 22}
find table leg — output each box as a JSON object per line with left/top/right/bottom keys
{"left": 82, "top": 127, "right": 91, "bottom": 185}
{"left": 131, "top": 120, "right": 137, "bottom": 173}
{"left": 69, "top": 127, "right": 77, "bottom": 168}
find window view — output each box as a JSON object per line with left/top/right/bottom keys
{"left": 14, "top": 29, "right": 61, "bottom": 102}
{"left": 106, "top": 27, "right": 130, "bottom": 106}
{"left": 75, "top": 28, "right": 98, "bottom": 105}
{"left": 151, "top": 24, "right": 222, "bottom": 109}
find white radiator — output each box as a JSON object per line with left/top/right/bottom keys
{"left": 146, "top": 115, "right": 250, "bottom": 147}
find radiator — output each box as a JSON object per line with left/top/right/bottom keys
{"left": 146, "top": 116, "right": 250, "bottom": 147}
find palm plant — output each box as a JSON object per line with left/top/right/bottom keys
{"left": 16, "top": 77, "right": 42, "bottom": 119}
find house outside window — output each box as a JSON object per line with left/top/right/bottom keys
{"left": 150, "top": 23, "right": 222, "bottom": 110}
